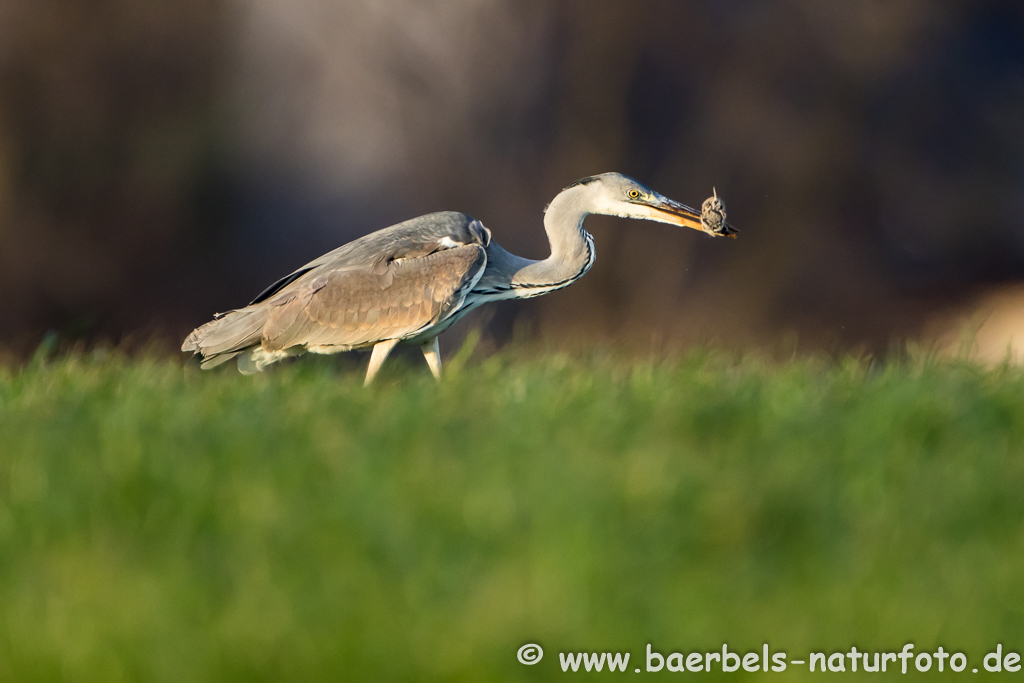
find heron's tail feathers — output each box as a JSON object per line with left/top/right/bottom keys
{"left": 181, "top": 307, "right": 267, "bottom": 368}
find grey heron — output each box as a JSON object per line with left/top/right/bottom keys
{"left": 182, "top": 173, "right": 737, "bottom": 384}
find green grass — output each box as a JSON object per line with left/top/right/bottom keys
{"left": 1, "top": 347, "right": 1024, "bottom": 681}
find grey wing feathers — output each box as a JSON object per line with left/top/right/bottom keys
{"left": 250, "top": 212, "right": 491, "bottom": 305}
{"left": 262, "top": 245, "right": 486, "bottom": 350}
{"left": 248, "top": 266, "right": 316, "bottom": 306}
{"left": 181, "top": 308, "right": 264, "bottom": 365}
{"left": 182, "top": 225, "right": 488, "bottom": 367}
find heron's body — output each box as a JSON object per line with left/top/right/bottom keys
{"left": 182, "top": 173, "right": 735, "bottom": 383}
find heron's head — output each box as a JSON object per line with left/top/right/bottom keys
{"left": 563, "top": 172, "right": 737, "bottom": 238}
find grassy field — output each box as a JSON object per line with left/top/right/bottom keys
{"left": 1, "top": 346, "right": 1024, "bottom": 681}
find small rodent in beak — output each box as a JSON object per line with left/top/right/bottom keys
{"left": 701, "top": 188, "right": 736, "bottom": 237}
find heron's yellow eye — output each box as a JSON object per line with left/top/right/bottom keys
{"left": 628, "top": 190, "right": 641, "bottom": 199}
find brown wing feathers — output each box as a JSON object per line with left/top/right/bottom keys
{"left": 183, "top": 212, "right": 490, "bottom": 365}
{"left": 256, "top": 244, "right": 485, "bottom": 352}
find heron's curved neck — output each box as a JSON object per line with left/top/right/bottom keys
{"left": 508, "top": 188, "right": 595, "bottom": 291}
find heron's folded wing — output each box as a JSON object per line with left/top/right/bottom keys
{"left": 248, "top": 213, "right": 490, "bottom": 305}
{"left": 261, "top": 245, "right": 487, "bottom": 350}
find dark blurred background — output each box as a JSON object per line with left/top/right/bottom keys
{"left": 2, "top": 0, "right": 1023, "bottom": 358}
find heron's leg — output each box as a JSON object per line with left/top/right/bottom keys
{"left": 421, "top": 337, "right": 442, "bottom": 381}
{"left": 364, "top": 338, "right": 399, "bottom": 386}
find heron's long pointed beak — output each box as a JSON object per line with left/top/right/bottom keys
{"left": 646, "top": 198, "right": 705, "bottom": 232}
